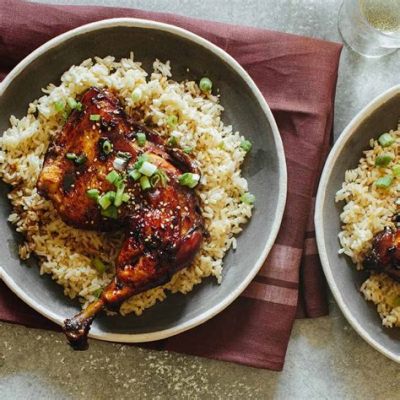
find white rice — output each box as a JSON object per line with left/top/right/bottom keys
{"left": 0, "top": 55, "right": 253, "bottom": 316}
{"left": 336, "top": 126, "right": 400, "bottom": 327}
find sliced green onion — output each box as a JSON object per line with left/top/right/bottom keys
{"left": 140, "top": 175, "right": 151, "bottom": 190}
{"left": 218, "top": 142, "right": 225, "bottom": 150}
{"left": 75, "top": 153, "right": 87, "bottom": 165}
{"left": 137, "top": 132, "right": 146, "bottom": 146}
{"left": 375, "top": 175, "right": 393, "bottom": 188}
{"left": 101, "top": 205, "right": 118, "bottom": 219}
{"left": 106, "top": 170, "right": 120, "bottom": 184}
{"left": 240, "top": 139, "right": 252, "bottom": 152}
{"left": 122, "top": 193, "right": 130, "bottom": 203}
{"left": 131, "top": 87, "right": 142, "bottom": 102}
{"left": 393, "top": 165, "right": 400, "bottom": 177}
{"left": 102, "top": 139, "right": 113, "bottom": 155}
{"left": 66, "top": 152, "right": 77, "bottom": 161}
{"left": 116, "top": 151, "right": 132, "bottom": 160}
{"left": 167, "top": 115, "right": 178, "bottom": 128}
{"left": 134, "top": 154, "right": 149, "bottom": 170}
{"left": 375, "top": 153, "right": 393, "bottom": 167}
{"left": 114, "top": 184, "right": 126, "bottom": 207}
{"left": 199, "top": 77, "right": 212, "bottom": 92}
{"left": 240, "top": 192, "right": 256, "bottom": 205}
{"left": 92, "top": 257, "right": 107, "bottom": 274}
{"left": 67, "top": 97, "right": 78, "bottom": 109}
{"left": 92, "top": 288, "right": 103, "bottom": 298}
{"left": 90, "top": 114, "right": 101, "bottom": 121}
{"left": 98, "top": 191, "right": 115, "bottom": 209}
{"left": 139, "top": 161, "right": 158, "bottom": 177}
{"left": 183, "top": 147, "right": 193, "bottom": 154}
{"left": 75, "top": 102, "right": 83, "bottom": 111}
{"left": 86, "top": 188, "right": 100, "bottom": 200}
{"left": 128, "top": 169, "right": 142, "bottom": 181}
{"left": 54, "top": 101, "right": 65, "bottom": 112}
{"left": 167, "top": 136, "right": 178, "bottom": 146}
{"left": 150, "top": 169, "right": 170, "bottom": 188}
{"left": 178, "top": 172, "right": 200, "bottom": 189}
{"left": 378, "top": 133, "right": 395, "bottom": 147}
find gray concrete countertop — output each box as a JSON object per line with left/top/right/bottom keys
{"left": 1, "top": 0, "right": 400, "bottom": 399}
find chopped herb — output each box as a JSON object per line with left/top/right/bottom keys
{"left": 241, "top": 192, "right": 256, "bottom": 205}
{"left": 240, "top": 139, "right": 252, "bottom": 152}
{"left": 114, "top": 183, "right": 126, "bottom": 207}
{"left": 134, "top": 154, "right": 149, "bottom": 170}
{"left": 167, "top": 115, "right": 178, "bottom": 128}
{"left": 393, "top": 165, "right": 400, "bottom": 177}
{"left": 66, "top": 152, "right": 77, "bottom": 161}
{"left": 98, "top": 191, "right": 115, "bottom": 210}
{"left": 90, "top": 114, "right": 101, "bottom": 121}
{"left": 167, "top": 136, "right": 178, "bottom": 146}
{"left": 113, "top": 157, "right": 128, "bottom": 171}
{"left": 378, "top": 133, "right": 395, "bottom": 148}
{"left": 139, "top": 161, "right": 158, "bottom": 177}
{"left": 116, "top": 151, "right": 132, "bottom": 160}
{"left": 92, "top": 257, "right": 107, "bottom": 274}
{"left": 128, "top": 169, "right": 142, "bottom": 181}
{"left": 75, "top": 153, "right": 87, "bottom": 165}
{"left": 106, "top": 170, "right": 120, "bottom": 184}
{"left": 375, "top": 175, "right": 393, "bottom": 188}
{"left": 199, "top": 77, "right": 212, "bottom": 92}
{"left": 67, "top": 97, "right": 77, "bottom": 109}
{"left": 102, "top": 139, "right": 113, "bottom": 155}
{"left": 375, "top": 153, "right": 394, "bottom": 167}
{"left": 150, "top": 169, "right": 169, "bottom": 188}
{"left": 122, "top": 193, "right": 130, "bottom": 203}
{"left": 86, "top": 188, "right": 100, "bottom": 200}
{"left": 183, "top": 147, "right": 193, "bottom": 154}
{"left": 137, "top": 132, "right": 146, "bottom": 147}
{"left": 178, "top": 172, "right": 200, "bottom": 189}
{"left": 101, "top": 205, "right": 118, "bottom": 219}
{"left": 140, "top": 175, "right": 151, "bottom": 190}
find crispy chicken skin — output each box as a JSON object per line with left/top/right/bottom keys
{"left": 364, "top": 226, "right": 400, "bottom": 281}
{"left": 37, "top": 87, "right": 204, "bottom": 349}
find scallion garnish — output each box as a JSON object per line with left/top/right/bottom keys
{"left": 122, "top": 193, "right": 130, "bottom": 203}
{"left": 139, "top": 161, "right": 158, "bottom": 177}
{"left": 92, "top": 257, "right": 107, "bottom": 274}
{"left": 92, "top": 288, "right": 103, "bottom": 298}
{"left": 167, "top": 136, "right": 178, "bottom": 146}
{"left": 90, "top": 114, "right": 101, "bottom": 121}
{"left": 106, "top": 170, "right": 120, "bottom": 184}
{"left": 114, "top": 183, "right": 126, "bottom": 207}
{"left": 134, "top": 154, "right": 149, "bottom": 170}
{"left": 66, "top": 152, "right": 77, "bottom": 161}
{"left": 128, "top": 169, "right": 142, "bottom": 181}
{"left": 375, "top": 153, "right": 393, "bottom": 167}
{"left": 101, "top": 205, "right": 118, "bottom": 219}
{"left": 137, "top": 132, "right": 146, "bottom": 146}
{"left": 98, "top": 191, "right": 115, "bottom": 209}
{"left": 178, "top": 172, "right": 200, "bottom": 189}
{"left": 167, "top": 115, "right": 178, "bottom": 128}
{"left": 140, "top": 175, "right": 151, "bottom": 190}
{"left": 240, "top": 192, "right": 256, "bottom": 205}
{"left": 378, "top": 133, "right": 395, "bottom": 148}
{"left": 86, "top": 188, "right": 100, "bottom": 200}
{"left": 240, "top": 139, "right": 252, "bottom": 152}
{"left": 116, "top": 151, "right": 132, "bottom": 160}
{"left": 150, "top": 169, "right": 169, "bottom": 188}
{"left": 183, "top": 147, "right": 193, "bottom": 154}
{"left": 199, "top": 77, "right": 212, "bottom": 92}
{"left": 375, "top": 175, "right": 393, "bottom": 188}
{"left": 67, "top": 97, "right": 77, "bottom": 109}
{"left": 75, "top": 153, "right": 87, "bottom": 165}
{"left": 102, "top": 139, "right": 113, "bottom": 155}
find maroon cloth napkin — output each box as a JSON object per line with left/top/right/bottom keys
{"left": 0, "top": 0, "right": 342, "bottom": 370}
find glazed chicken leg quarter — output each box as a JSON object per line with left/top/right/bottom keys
{"left": 37, "top": 87, "right": 205, "bottom": 349}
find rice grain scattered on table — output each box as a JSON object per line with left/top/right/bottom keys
{"left": 0, "top": 55, "right": 253, "bottom": 316}
{"left": 336, "top": 125, "right": 400, "bottom": 327}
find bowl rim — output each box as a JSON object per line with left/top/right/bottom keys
{"left": 315, "top": 84, "right": 400, "bottom": 363}
{"left": 0, "top": 17, "right": 287, "bottom": 343}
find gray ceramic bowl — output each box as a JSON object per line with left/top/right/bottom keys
{"left": 0, "top": 19, "right": 286, "bottom": 343}
{"left": 316, "top": 85, "right": 400, "bottom": 363}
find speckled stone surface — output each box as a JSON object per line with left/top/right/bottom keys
{"left": 1, "top": 0, "right": 400, "bottom": 399}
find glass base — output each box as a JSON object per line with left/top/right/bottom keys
{"left": 338, "top": 2, "right": 398, "bottom": 58}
